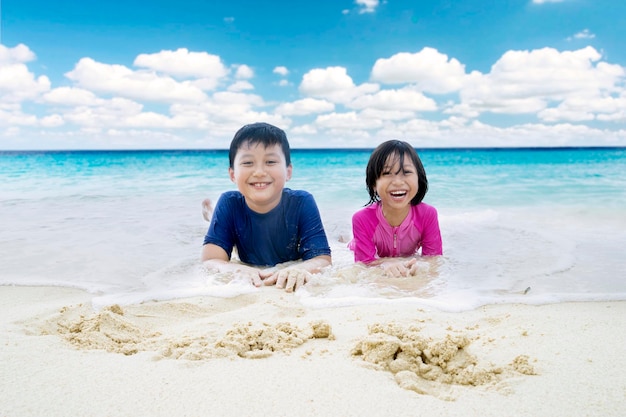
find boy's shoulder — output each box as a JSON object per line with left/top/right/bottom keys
{"left": 280, "top": 189, "right": 319, "bottom": 211}
{"left": 216, "top": 191, "right": 247, "bottom": 211}
{"left": 219, "top": 190, "right": 245, "bottom": 201}
{"left": 282, "top": 188, "right": 313, "bottom": 199}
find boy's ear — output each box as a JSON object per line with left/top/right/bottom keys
{"left": 228, "top": 167, "right": 235, "bottom": 182}
{"left": 286, "top": 164, "right": 293, "bottom": 181}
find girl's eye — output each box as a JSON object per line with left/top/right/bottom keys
{"left": 382, "top": 171, "right": 391, "bottom": 176}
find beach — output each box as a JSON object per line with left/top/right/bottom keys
{"left": 2, "top": 148, "right": 625, "bottom": 416}
{"left": 2, "top": 285, "right": 625, "bottom": 417}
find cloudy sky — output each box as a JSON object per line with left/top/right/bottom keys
{"left": 1, "top": 0, "right": 625, "bottom": 149}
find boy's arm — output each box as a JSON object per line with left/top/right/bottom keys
{"left": 300, "top": 255, "right": 332, "bottom": 273}
{"left": 201, "top": 243, "right": 229, "bottom": 263}
{"left": 296, "top": 192, "right": 332, "bottom": 262}
{"left": 201, "top": 243, "right": 264, "bottom": 287}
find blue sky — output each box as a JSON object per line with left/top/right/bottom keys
{"left": 1, "top": 0, "right": 625, "bottom": 149}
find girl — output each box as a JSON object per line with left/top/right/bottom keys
{"left": 350, "top": 140, "right": 442, "bottom": 277}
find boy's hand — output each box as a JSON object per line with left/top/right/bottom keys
{"left": 249, "top": 271, "right": 265, "bottom": 287}
{"left": 259, "top": 267, "right": 311, "bottom": 293}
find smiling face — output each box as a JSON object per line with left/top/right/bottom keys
{"left": 229, "top": 141, "right": 292, "bottom": 213}
{"left": 365, "top": 140, "right": 428, "bottom": 208}
{"left": 375, "top": 153, "right": 419, "bottom": 222}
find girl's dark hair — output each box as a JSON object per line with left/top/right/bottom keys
{"left": 228, "top": 122, "right": 291, "bottom": 168}
{"left": 365, "top": 140, "right": 428, "bottom": 206}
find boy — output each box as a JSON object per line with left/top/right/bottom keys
{"left": 201, "top": 122, "right": 332, "bottom": 292}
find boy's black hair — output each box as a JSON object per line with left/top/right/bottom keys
{"left": 365, "top": 140, "right": 428, "bottom": 206}
{"left": 228, "top": 122, "right": 291, "bottom": 168}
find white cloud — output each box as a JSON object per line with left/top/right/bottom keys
{"left": 348, "top": 88, "right": 437, "bottom": 112}
{"left": 43, "top": 87, "right": 100, "bottom": 106}
{"left": 301, "top": 67, "right": 354, "bottom": 93}
{"left": 568, "top": 29, "right": 596, "bottom": 41}
{"left": 359, "top": 108, "right": 418, "bottom": 121}
{"left": 166, "top": 92, "right": 286, "bottom": 135}
{"left": 0, "top": 108, "right": 38, "bottom": 127}
{"left": 376, "top": 118, "right": 446, "bottom": 143}
{"left": 0, "top": 44, "right": 36, "bottom": 64}
{"left": 65, "top": 58, "right": 208, "bottom": 103}
{"left": 3, "top": 42, "right": 626, "bottom": 150}
{"left": 538, "top": 105, "right": 595, "bottom": 123}
{"left": 0, "top": 63, "right": 51, "bottom": 102}
{"left": 134, "top": 48, "right": 229, "bottom": 80}
{"left": 227, "top": 81, "right": 254, "bottom": 92}
{"left": 314, "top": 111, "right": 384, "bottom": 130}
{"left": 275, "top": 98, "right": 335, "bottom": 116}
{"left": 0, "top": 44, "right": 50, "bottom": 103}
{"left": 40, "top": 114, "right": 65, "bottom": 127}
{"left": 356, "top": 0, "right": 379, "bottom": 14}
{"left": 454, "top": 47, "right": 626, "bottom": 120}
{"left": 273, "top": 66, "right": 289, "bottom": 76}
{"left": 371, "top": 48, "right": 467, "bottom": 94}
{"left": 212, "top": 91, "right": 265, "bottom": 107}
{"left": 235, "top": 64, "right": 254, "bottom": 79}
{"left": 0, "top": 102, "right": 21, "bottom": 111}
{"left": 575, "top": 29, "right": 595, "bottom": 39}
{"left": 539, "top": 93, "right": 626, "bottom": 123}
{"left": 299, "top": 66, "right": 379, "bottom": 103}
{"left": 62, "top": 97, "right": 144, "bottom": 127}
{"left": 290, "top": 124, "right": 318, "bottom": 135}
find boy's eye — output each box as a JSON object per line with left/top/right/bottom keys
{"left": 241, "top": 161, "right": 253, "bottom": 166}
{"left": 266, "top": 160, "right": 277, "bottom": 165}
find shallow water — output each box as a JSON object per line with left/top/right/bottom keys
{"left": 1, "top": 148, "right": 625, "bottom": 311}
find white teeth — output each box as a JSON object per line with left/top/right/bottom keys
{"left": 390, "top": 191, "right": 406, "bottom": 196}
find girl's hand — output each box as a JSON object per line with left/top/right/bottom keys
{"left": 379, "top": 260, "right": 408, "bottom": 277}
{"left": 404, "top": 258, "right": 420, "bottom": 276}
{"left": 380, "top": 258, "right": 419, "bottom": 277}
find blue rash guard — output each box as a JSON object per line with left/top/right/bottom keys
{"left": 203, "top": 188, "right": 331, "bottom": 267}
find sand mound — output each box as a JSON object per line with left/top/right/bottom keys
{"left": 53, "top": 304, "right": 160, "bottom": 355}
{"left": 44, "top": 303, "right": 334, "bottom": 360}
{"left": 352, "top": 322, "right": 535, "bottom": 399}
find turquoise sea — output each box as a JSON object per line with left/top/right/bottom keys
{"left": 1, "top": 148, "right": 625, "bottom": 311}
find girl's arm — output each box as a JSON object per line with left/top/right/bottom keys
{"left": 419, "top": 204, "right": 443, "bottom": 256}
{"left": 351, "top": 209, "right": 378, "bottom": 263}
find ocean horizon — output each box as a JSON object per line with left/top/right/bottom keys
{"left": 2, "top": 145, "right": 625, "bottom": 153}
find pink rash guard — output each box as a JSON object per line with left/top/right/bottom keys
{"left": 349, "top": 202, "right": 443, "bottom": 263}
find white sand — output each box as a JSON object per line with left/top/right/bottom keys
{"left": 1, "top": 285, "right": 625, "bottom": 417}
